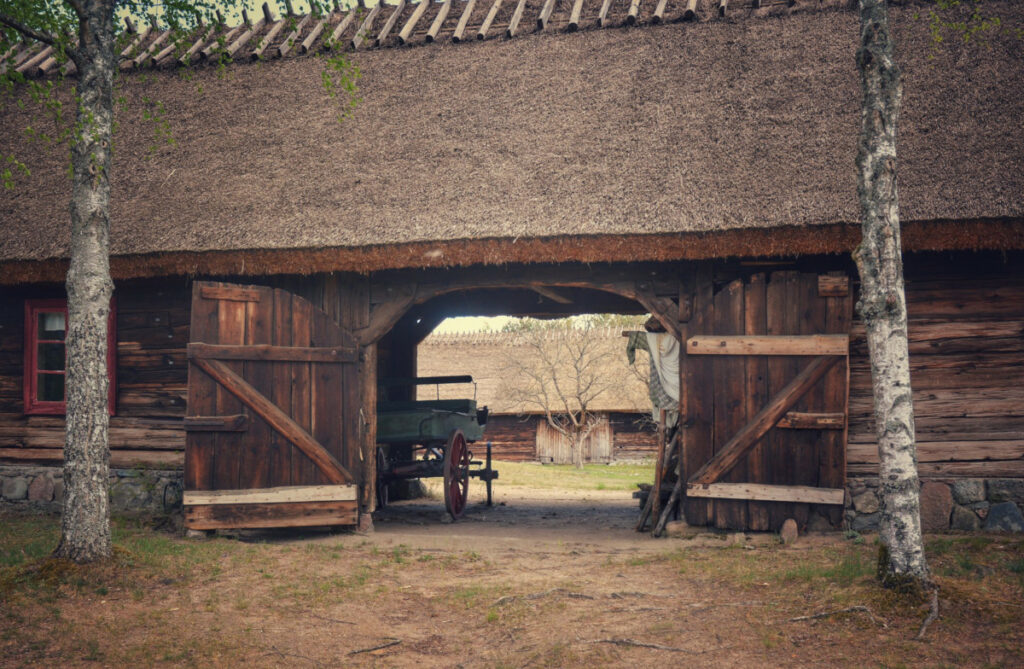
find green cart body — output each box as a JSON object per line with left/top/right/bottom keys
{"left": 375, "top": 376, "right": 497, "bottom": 519}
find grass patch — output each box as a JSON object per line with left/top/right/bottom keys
{"left": 482, "top": 460, "right": 654, "bottom": 492}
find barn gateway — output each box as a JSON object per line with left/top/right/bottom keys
{"left": 1, "top": 0, "right": 1022, "bottom": 533}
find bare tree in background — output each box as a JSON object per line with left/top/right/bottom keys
{"left": 500, "top": 324, "right": 618, "bottom": 469}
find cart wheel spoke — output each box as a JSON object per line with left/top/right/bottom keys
{"left": 444, "top": 429, "right": 469, "bottom": 520}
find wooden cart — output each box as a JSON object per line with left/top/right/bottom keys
{"left": 376, "top": 376, "right": 498, "bottom": 519}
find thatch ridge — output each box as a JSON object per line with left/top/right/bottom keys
{"left": 1, "top": 1, "right": 1022, "bottom": 280}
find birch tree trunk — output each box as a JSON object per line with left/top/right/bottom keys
{"left": 53, "top": 0, "right": 116, "bottom": 563}
{"left": 853, "top": 0, "right": 930, "bottom": 591}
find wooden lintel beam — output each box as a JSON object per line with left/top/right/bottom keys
{"left": 200, "top": 284, "right": 263, "bottom": 302}
{"left": 687, "top": 335, "right": 849, "bottom": 357}
{"left": 531, "top": 286, "right": 573, "bottom": 304}
{"left": 686, "top": 482, "right": 845, "bottom": 505}
{"left": 688, "top": 355, "right": 841, "bottom": 485}
{"left": 776, "top": 411, "right": 846, "bottom": 430}
{"left": 192, "top": 358, "right": 352, "bottom": 484}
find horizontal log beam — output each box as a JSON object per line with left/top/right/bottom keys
{"left": 687, "top": 482, "right": 845, "bottom": 505}
{"left": 687, "top": 335, "right": 849, "bottom": 356}
{"left": 0, "top": 447, "right": 183, "bottom": 468}
{"left": 187, "top": 342, "right": 356, "bottom": 363}
{"left": 183, "top": 484, "right": 358, "bottom": 505}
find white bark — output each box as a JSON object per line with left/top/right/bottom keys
{"left": 54, "top": 0, "right": 116, "bottom": 563}
{"left": 853, "top": 0, "right": 930, "bottom": 590}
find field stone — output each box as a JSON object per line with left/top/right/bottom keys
{"left": 807, "top": 513, "right": 834, "bottom": 533}
{"left": 919, "top": 482, "right": 953, "bottom": 531}
{"left": 970, "top": 501, "right": 990, "bottom": 519}
{"left": 780, "top": 518, "right": 798, "bottom": 544}
{"left": 987, "top": 480, "right": 1024, "bottom": 505}
{"left": 2, "top": 477, "right": 28, "bottom": 500}
{"left": 950, "top": 504, "right": 981, "bottom": 531}
{"left": 951, "top": 479, "right": 986, "bottom": 505}
{"left": 28, "top": 474, "right": 54, "bottom": 502}
{"left": 53, "top": 478, "right": 65, "bottom": 503}
{"left": 851, "top": 512, "right": 880, "bottom": 532}
{"left": 852, "top": 490, "right": 879, "bottom": 514}
{"left": 984, "top": 502, "right": 1024, "bottom": 532}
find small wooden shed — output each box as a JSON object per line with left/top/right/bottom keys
{"left": 1, "top": 0, "right": 1022, "bottom": 532}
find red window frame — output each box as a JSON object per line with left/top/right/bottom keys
{"left": 23, "top": 299, "right": 117, "bottom": 416}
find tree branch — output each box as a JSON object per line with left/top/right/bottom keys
{"left": 0, "top": 13, "right": 58, "bottom": 47}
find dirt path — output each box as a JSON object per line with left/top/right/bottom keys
{"left": 2, "top": 489, "right": 1022, "bottom": 668}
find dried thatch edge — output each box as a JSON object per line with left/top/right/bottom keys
{"left": 1, "top": 219, "right": 1021, "bottom": 285}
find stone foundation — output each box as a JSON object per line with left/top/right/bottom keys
{"left": 0, "top": 465, "right": 183, "bottom": 514}
{"left": 844, "top": 477, "right": 1024, "bottom": 533}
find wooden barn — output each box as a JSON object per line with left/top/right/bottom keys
{"left": 1, "top": 0, "right": 1022, "bottom": 533}
{"left": 416, "top": 329, "right": 658, "bottom": 463}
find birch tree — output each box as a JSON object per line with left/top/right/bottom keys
{"left": 852, "top": 0, "right": 931, "bottom": 593}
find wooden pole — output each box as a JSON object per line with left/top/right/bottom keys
{"left": 651, "top": 408, "right": 667, "bottom": 524}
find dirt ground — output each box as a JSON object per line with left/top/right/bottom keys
{"left": 2, "top": 483, "right": 1023, "bottom": 668}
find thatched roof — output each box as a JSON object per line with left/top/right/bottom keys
{"left": 1, "top": 1, "right": 1022, "bottom": 283}
{"left": 417, "top": 328, "right": 651, "bottom": 413}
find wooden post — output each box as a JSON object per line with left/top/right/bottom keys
{"left": 651, "top": 408, "right": 667, "bottom": 524}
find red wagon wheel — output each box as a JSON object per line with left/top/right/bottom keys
{"left": 443, "top": 429, "right": 470, "bottom": 519}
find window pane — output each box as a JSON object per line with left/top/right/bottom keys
{"left": 37, "top": 343, "right": 65, "bottom": 371}
{"left": 37, "top": 373, "right": 64, "bottom": 402}
{"left": 38, "top": 312, "right": 66, "bottom": 340}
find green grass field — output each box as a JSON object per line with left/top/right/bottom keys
{"left": 487, "top": 460, "right": 654, "bottom": 492}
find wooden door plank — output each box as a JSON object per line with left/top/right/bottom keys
{"left": 312, "top": 309, "right": 345, "bottom": 486}
{"left": 794, "top": 273, "right": 826, "bottom": 529}
{"left": 744, "top": 273, "right": 771, "bottom": 531}
{"left": 185, "top": 284, "right": 220, "bottom": 490}
{"left": 687, "top": 334, "right": 849, "bottom": 356}
{"left": 291, "top": 296, "right": 314, "bottom": 485}
{"left": 688, "top": 354, "right": 841, "bottom": 486}
{"left": 184, "top": 484, "right": 358, "bottom": 505}
{"left": 187, "top": 343, "right": 357, "bottom": 363}
{"left": 682, "top": 266, "right": 714, "bottom": 526}
{"left": 823, "top": 270, "right": 852, "bottom": 526}
{"left": 270, "top": 289, "right": 294, "bottom": 487}
{"left": 687, "top": 482, "right": 845, "bottom": 505}
{"left": 241, "top": 295, "right": 274, "bottom": 489}
{"left": 818, "top": 275, "right": 850, "bottom": 297}
{"left": 213, "top": 296, "right": 246, "bottom": 491}
{"left": 192, "top": 357, "right": 352, "bottom": 484}
{"left": 713, "top": 278, "right": 747, "bottom": 530}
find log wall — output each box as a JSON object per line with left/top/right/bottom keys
{"left": 846, "top": 260, "right": 1024, "bottom": 479}
{"left": 0, "top": 280, "right": 190, "bottom": 468}
{"left": 483, "top": 413, "right": 657, "bottom": 462}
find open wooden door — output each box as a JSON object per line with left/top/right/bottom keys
{"left": 183, "top": 281, "right": 362, "bottom": 530}
{"left": 682, "top": 271, "right": 851, "bottom": 532}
